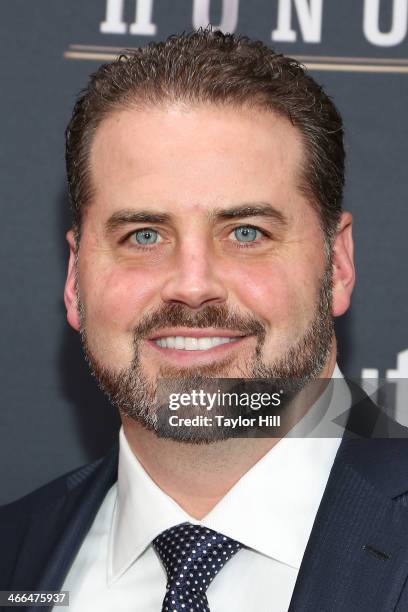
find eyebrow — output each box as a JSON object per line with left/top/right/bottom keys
{"left": 106, "top": 210, "right": 172, "bottom": 233}
{"left": 210, "top": 203, "right": 288, "bottom": 226}
{"left": 105, "top": 202, "right": 288, "bottom": 234}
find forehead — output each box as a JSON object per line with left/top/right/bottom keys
{"left": 87, "top": 103, "right": 310, "bottom": 223}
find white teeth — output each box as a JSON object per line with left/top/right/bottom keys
{"left": 153, "top": 336, "right": 239, "bottom": 350}
{"left": 197, "top": 337, "right": 213, "bottom": 350}
{"left": 184, "top": 337, "right": 198, "bottom": 350}
{"left": 212, "top": 337, "right": 231, "bottom": 347}
{"left": 166, "top": 337, "right": 175, "bottom": 349}
{"left": 174, "top": 336, "right": 184, "bottom": 349}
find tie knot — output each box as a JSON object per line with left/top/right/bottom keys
{"left": 153, "top": 522, "right": 242, "bottom": 598}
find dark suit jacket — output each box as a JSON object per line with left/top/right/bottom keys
{"left": 3, "top": 386, "right": 408, "bottom": 611}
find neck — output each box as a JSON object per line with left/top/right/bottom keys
{"left": 122, "top": 422, "right": 279, "bottom": 518}
{"left": 121, "top": 346, "right": 337, "bottom": 519}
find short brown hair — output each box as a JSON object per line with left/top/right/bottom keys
{"left": 66, "top": 28, "right": 344, "bottom": 245}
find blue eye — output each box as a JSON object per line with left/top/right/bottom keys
{"left": 233, "top": 226, "right": 259, "bottom": 242}
{"left": 133, "top": 228, "right": 159, "bottom": 245}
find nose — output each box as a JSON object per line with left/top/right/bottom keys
{"left": 160, "top": 239, "right": 228, "bottom": 309}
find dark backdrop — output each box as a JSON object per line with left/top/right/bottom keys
{"left": 1, "top": 0, "right": 407, "bottom": 504}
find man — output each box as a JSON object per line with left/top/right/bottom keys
{"left": 2, "top": 28, "right": 408, "bottom": 612}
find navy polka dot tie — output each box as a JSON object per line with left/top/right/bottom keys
{"left": 153, "top": 522, "right": 243, "bottom": 612}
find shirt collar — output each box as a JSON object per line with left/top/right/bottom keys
{"left": 109, "top": 364, "right": 349, "bottom": 582}
{"left": 108, "top": 427, "right": 197, "bottom": 585}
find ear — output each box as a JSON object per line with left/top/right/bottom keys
{"left": 331, "top": 211, "right": 355, "bottom": 317}
{"left": 64, "top": 230, "right": 80, "bottom": 331}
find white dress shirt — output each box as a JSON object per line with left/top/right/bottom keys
{"left": 61, "top": 366, "right": 349, "bottom": 611}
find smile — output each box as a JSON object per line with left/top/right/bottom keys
{"left": 153, "top": 336, "right": 240, "bottom": 351}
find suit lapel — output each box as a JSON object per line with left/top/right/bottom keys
{"left": 290, "top": 393, "right": 408, "bottom": 611}
{"left": 10, "top": 444, "right": 118, "bottom": 610}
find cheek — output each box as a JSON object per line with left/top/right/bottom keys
{"left": 78, "top": 264, "right": 161, "bottom": 360}
{"left": 227, "top": 259, "right": 316, "bottom": 326}
{"left": 83, "top": 265, "right": 160, "bottom": 325}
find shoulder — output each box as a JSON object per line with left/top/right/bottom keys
{"left": 0, "top": 444, "right": 118, "bottom": 588}
{"left": 0, "top": 444, "right": 118, "bottom": 519}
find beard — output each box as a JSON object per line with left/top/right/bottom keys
{"left": 77, "top": 263, "right": 334, "bottom": 443}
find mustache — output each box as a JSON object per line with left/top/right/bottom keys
{"left": 132, "top": 303, "right": 266, "bottom": 340}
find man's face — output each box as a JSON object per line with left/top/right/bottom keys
{"left": 65, "top": 104, "right": 353, "bottom": 440}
